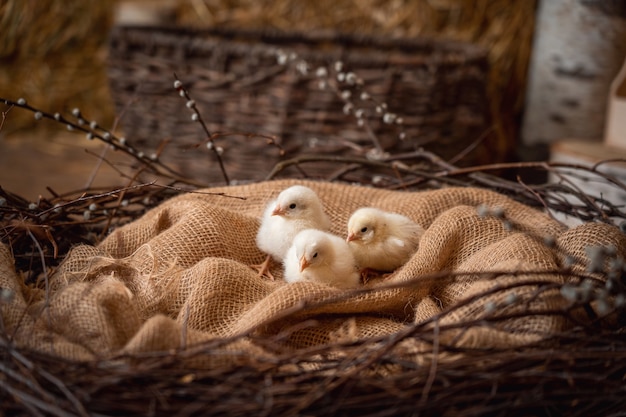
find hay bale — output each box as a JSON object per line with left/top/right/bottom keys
{"left": 0, "top": 0, "right": 116, "bottom": 132}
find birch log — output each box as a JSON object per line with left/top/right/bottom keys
{"left": 521, "top": 0, "right": 626, "bottom": 146}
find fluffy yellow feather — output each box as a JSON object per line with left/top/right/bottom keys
{"left": 284, "top": 229, "right": 361, "bottom": 289}
{"left": 255, "top": 185, "right": 331, "bottom": 278}
{"left": 346, "top": 207, "right": 424, "bottom": 272}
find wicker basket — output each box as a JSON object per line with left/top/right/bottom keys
{"left": 107, "top": 26, "right": 492, "bottom": 184}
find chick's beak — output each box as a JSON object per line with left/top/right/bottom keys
{"left": 299, "top": 256, "right": 310, "bottom": 272}
{"left": 346, "top": 232, "right": 357, "bottom": 243}
{"left": 272, "top": 205, "right": 285, "bottom": 216}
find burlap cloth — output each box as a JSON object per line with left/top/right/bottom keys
{"left": 1, "top": 179, "right": 624, "bottom": 364}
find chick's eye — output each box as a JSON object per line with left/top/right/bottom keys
{"left": 289, "top": 203, "right": 297, "bottom": 209}
{"left": 313, "top": 252, "right": 318, "bottom": 258}
{"left": 360, "top": 227, "right": 368, "bottom": 233}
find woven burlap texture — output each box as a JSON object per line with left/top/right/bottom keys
{"left": 2, "top": 179, "right": 624, "bottom": 363}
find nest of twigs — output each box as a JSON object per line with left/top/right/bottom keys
{"left": 2, "top": 54, "right": 626, "bottom": 416}
{"left": 3, "top": 325, "right": 625, "bottom": 417}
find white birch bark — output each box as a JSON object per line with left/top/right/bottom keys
{"left": 522, "top": 0, "right": 626, "bottom": 145}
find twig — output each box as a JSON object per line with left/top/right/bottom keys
{"left": 36, "top": 367, "right": 90, "bottom": 417}
{"left": 83, "top": 144, "right": 110, "bottom": 190}
{"left": 516, "top": 174, "right": 560, "bottom": 223}
{"left": 152, "top": 183, "right": 247, "bottom": 200}
{"left": 265, "top": 154, "right": 468, "bottom": 187}
{"left": 1, "top": 102, "right": 13, "bottom": 131}
{"left": 0, "top": 379, "right": 72, "bottom": 417}
{"left": 26, "top": 229, "right": 50, "bottom": 306}
{"left": 447, "top": 126, "right": 495, "bottom": 166}
{"left": 421, "top": 320, "right": 439, "bottom": 403}
{"left": 173, "top": 76, "right": 230, "bottom": 185}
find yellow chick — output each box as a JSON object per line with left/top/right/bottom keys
{"left": 283, "top": 229, "right": 361, "bottom": 289}
{"left": 346, "top": 207, "right": 424, "bottom": 273}
{"left": 255, "top": 185, "right": 331, "bottom": 279}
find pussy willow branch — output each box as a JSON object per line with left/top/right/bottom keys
{"left": 276, "top": 51, "right": 411, "bottom": 155}
{"left": 184, "top": 130, "right": 286, "bottom": 157}
{"left": 173, "top": 76, "right": 230, "bottom": 185}
{"left": 0, "top": 98, "right": 207, "bottom": 188}
{"left": 3, "top": 181, "right": 245, "bottom": 248}
{"left": 323, "top": 73, "right": 385, "bottom": 154}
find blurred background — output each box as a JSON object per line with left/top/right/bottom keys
{"left": 1, "top": 0, "right": 626, "bottom": 200}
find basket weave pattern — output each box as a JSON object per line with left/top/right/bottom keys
{"left": 108, "top": 27, "right": 492, "bottom": 183}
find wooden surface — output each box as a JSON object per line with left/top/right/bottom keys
{"left": 551, "top": 139, "right": 626, "bottom": 164}
{"left": 0, "top": 130, "right": 127, "bottom": 201}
